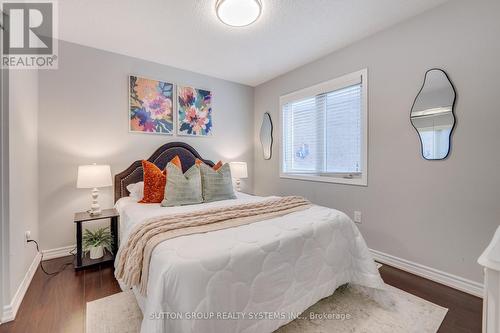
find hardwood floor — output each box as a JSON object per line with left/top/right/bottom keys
{"left": 0, "top": 256, "right": 120, "bottom": 333}
{"left": 0, "top": 257, "right": 482, "bottom": 333}
{"left": 379, "top": 264, "right": 482, "bottom": 333}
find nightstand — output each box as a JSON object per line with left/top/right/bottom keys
{"left": 73, "top": 208, "right": 119, "bottom": 271}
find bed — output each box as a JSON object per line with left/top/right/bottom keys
{"left": 113, "top": 142, "right": 385, "bottom": 333}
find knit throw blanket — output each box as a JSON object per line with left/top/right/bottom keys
{"left": 115, "top": 196, "right": 311, "bottom": 295}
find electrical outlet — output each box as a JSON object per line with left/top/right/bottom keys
{"left": 353, "top": 211, "right": 362, "bottom": 224}
{"left": 25, "top": 230, "right": 31, "bottom": 241}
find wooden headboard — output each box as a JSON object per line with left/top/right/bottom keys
{"left": 114, "top": 142, "right": 214, "bottom": 202}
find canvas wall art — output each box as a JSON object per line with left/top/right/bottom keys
{"left": 177, "top": 86, "right": 213, "bottom": 136}
{"left": 129, "top": 75, "right": 174, "bottom": 134}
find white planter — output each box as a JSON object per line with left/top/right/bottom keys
{"left": 89, "top": 245, "right": 104, "bottom": 259}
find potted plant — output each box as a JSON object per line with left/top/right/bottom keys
{"left": 83, "top": 227, "right": 113, "bottom": 259}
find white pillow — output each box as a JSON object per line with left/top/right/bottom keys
{"left": 126, "top": 181, "right": 144, "bottom": 200}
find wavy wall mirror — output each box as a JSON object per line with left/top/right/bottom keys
{"left": 259, "top": 112, "right": 273, "bottom": 160}
{"left": 411, "top": 69, "right": 456, "bottom": 160}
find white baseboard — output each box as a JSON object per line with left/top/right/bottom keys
{"left": 370, "top": 248, "right": 484, "bottom": 298}
{"left": 41, "top": 245, "right": 75, "bottom": 261}
{"left": 1, "top": 252, "right": 41, "bottom": 323}
{"left": 0, "top": 245, "right": 75, "bottom": 324}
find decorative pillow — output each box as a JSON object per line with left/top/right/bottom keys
{"left": 161, "top": 163, "right": 203, "bottom": 207}
{"left": 140, "top": 156, "right": 182, "bottom": 203}
{"left": 126, "top": 181, "right": 144, "bottom": 200}
{"left": 199, "top": 163, "right": 236, "bottom": 203}
{"left": 195, "top": 158, "right": 223, "bottom": 171}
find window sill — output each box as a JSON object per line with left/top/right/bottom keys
{"left": 279, "top": 173, "right": 367, "bottom": 186}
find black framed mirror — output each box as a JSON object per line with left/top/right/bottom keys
{"left": 259, "top": 112, "right": 273, "bottom": 160}
{"left": 411, "top": 69, "right": 456, "bottom": 160}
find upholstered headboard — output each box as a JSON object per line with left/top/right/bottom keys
{"left": 114, "top": 142, "right": 214, "bottom": 202}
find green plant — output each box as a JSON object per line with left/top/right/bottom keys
{"left": 82, "top": 227, "right": 112, "bottom": 253}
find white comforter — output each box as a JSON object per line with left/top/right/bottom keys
{"left": 115, "top": 193, "right": 384, "bottom": 333}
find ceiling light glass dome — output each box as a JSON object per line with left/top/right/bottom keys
{"left": 216, "top": 0, "right": 262, "bottom": 27}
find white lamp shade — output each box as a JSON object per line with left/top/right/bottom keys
{"left": 229, "top": 162, "right": 248, "bottom": 179}
{"left": 77, "top": 164, "right": 112, "bottom": 189}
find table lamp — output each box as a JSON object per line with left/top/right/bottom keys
{"left": 77, "top": 164, "right": 112, "bottom": 215}
{"left": 229, "top": 162, "right": 248, "bottom": 192}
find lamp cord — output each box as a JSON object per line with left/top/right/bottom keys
{"left": 27, "top": 239, "right": 76, "bottom": 276}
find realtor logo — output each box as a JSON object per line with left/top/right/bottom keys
{"left": 1, "top": 0, "right": 58, "bottom": 69}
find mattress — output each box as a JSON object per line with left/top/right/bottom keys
{"left": 115, "top": 193, "right": 384, "bottom": 333}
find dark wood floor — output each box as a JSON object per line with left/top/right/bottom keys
{"left": 0, "top": 256, "right": 120, "bottom": 333}
{"left": 380, "top": 264, "right": 482, "bottom": 333}
{"left": 0, "top": 256, "right": 482, "bottom": 333}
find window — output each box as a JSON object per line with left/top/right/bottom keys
{"left": 280, "top": 69, "right": 367, "bottom": 185}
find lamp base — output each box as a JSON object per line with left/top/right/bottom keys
{"left": 89, "top": 188, "right": 101, "bottom": 215}
{"left": 89, "top": 209, "right": 101, "bottom": 216}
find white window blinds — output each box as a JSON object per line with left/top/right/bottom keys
{"left": 282, "top": 78, "right": 363, "bottom": 176}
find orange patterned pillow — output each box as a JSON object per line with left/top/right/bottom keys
{"left": 195, "top": 159, "right": 223, "bottom": 171}
{"left": 139, "top": 156, "right": 182, "bottom": 203}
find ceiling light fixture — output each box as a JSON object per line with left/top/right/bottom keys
{"left": 216, "top": 0, "right": 262, "bottom": 27}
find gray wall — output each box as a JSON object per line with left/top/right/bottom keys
{"left": 254, "top": 0, "right": 500, "bottom": 283}
{"left": 5, "top": 68, "right": 39, "bottom": 307}
{"left": 39, "top": 41, "right": 254, "bottom": 250}
{"left": 0, "top": 66, "right": 9, "bottom": 321}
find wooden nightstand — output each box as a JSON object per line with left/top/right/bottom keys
{"left": 73, "top": 208, "right": 119, "bottom": 271}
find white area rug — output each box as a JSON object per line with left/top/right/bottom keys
{"left": 86, "top": 283, "right": 447, "bottom": 333}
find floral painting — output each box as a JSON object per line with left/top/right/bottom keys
{"left": 129, "top": 75, "right": 173, "bottom": 134}
{"left": 177, "top": 86, "right": 213, "bottom": 136}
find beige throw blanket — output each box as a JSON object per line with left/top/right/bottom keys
{"left": 115, "top": 196, "right": 311, "bottom": 295}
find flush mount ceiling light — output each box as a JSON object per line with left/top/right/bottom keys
{"left": 216, "top": 0, "right": 262, "bottom": 27}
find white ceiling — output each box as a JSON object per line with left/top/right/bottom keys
{"left": 58, "top": 0, "right": 449, "bottom": 86}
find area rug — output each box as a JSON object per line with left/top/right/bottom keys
{"left": 86, "top": 283, "right": 447, "bottom": 333}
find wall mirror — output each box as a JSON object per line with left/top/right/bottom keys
{"left": 260, "top": 112, "right": 273, "bottom": 160}
{"left": 411, "top": 69, "right": 456, "bottom": 160}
